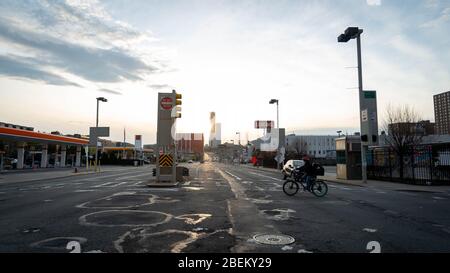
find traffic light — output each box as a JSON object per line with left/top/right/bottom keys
{"left": 361, "top": 135, "right": 368, "bottom": 142}
{"left": 176, "top": 93, "right": 182, "bottom": 106}
{"left": 171, "top": 91, "right": 182, "bottom": 118}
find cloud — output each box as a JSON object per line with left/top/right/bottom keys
{"left": 148, "top": 84, "right": 172, "bottom": 90}
{"left": 98, "top": 88, "right": 122, "bottom": 95}
{"left": 0, "top": 0, "right": 168, "bottom": 87}
{"left": 0, "top": 54, "right": 81, "bottom": 87}
{"left": 389, "top": 35, "right": 434, "bottom": 60}
{"left": 421, "top": 7, "right": 450, "bottom": 27}
{"left": 366, "top": 0, "right": 382, "bottom": 6}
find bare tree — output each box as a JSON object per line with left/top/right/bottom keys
{"left": 383, "top": 104, "right": 423, "bottom": 180}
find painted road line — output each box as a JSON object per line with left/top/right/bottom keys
{"left": 115, "top": 173, "right": 151, "bottom": 181}
{"left": 92, "top": 182, "right": 117, "bottom": 188}
{"left": 225, "top": 171, "right": 242, "bottom": 181}
{"left": 248, "top": 172, "right": 283, "bottom": 181}
{"left": 78, "top": 171, "right": 144, "bottom": 181}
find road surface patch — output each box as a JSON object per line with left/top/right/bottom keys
{"left": 175, "top": 214, "right": 212, "bottom": 225}
{"left": 114, "top": 228, "right": 232, "bottom": 253}
{"left": 79, "top": 210, "right": 172, "bottom": 227}
{"left": 261, "top": 209, "right": 296, "bottom": 221}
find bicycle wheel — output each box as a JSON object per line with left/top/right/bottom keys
{"left": 311, "top": 180, "right": 328, "bottom": 197}
{"left": 283, "top": 180, "right": 299, "bottom": 196}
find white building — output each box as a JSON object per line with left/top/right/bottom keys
{"left": 285, "top": 134, "right": 337, "bottom": 158}
{"left": 209, "top": 123, "right": 221, "bottom": 148}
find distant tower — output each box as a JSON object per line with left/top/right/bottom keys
{"left": 209, "top": 112, "right": 221, "bottom": 148}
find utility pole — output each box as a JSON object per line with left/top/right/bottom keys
{"left": 338, "top": 27, "right": 368, "bottom": 183}
{"left": 95, "top": 97, "right": 107, "bottom": 172}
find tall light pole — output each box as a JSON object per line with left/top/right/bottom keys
{"left": 338, "top": 27, "right": 367, "bottom": 183}
{"left": 95, "top": 97, "right": 107, "bottom": 171}
{"left": 270, "top": 99, "right": 281, "bottom": 170}
{"left": 269, "top": 99, "right": 279, "bottom": 128}
{"left": 236, "top": 132, "right": 241, "bottom": 164}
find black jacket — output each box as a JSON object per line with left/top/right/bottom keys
{"left": 299, "top": 161, "right": 316, "bottom": 176}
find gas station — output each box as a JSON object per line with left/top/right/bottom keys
{"left": 0, "top": 123, "right": 88, "bottom": 171}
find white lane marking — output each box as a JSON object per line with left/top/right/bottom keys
{"left": 281, "top": 246, "right": 293, "bottom": 251}
{"left": 78, "top": 171, "right": 146, "bottom": 181}
{"left": 433, "top": 196, "right": 446, "bottom": 200}
{"left": 115, "top": 173, "right": 151, "bottom": 181}
{"left": 111, "top": 182, "right": 129, "bottom": 187}
{"left": 328, "top": 184, "right": 353, "bottom": 191}
{"left": 130, "top": 181, "right": 145, "bottom": 186}
{"left": 248, "top": 172, "right": 283, "bottom": 181}
{"left": 363, "top": 228, "right": 377, "bottom": 233}
{"left": 225, "top": 171, "right": 242, "bottom": 181}
{"left": 74, "top": 189, "right": 97, "bottom": 192}
{"left": 92, "top": 182, "right": 117, "bottom": 188}
{"left": 94, "top": 181, "right": 130, "bottom": 188}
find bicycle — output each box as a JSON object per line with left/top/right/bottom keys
{"left": 283, "top": 169, "right": 328, "bottom": 197}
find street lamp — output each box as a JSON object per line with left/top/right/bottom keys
{"left": 95, "top": 97, "right": 108, "bottom": 171}
{"left": 337, "top": 130, "right": 342, "bottom": 137}
{"left": 337, "top": 26, "right": 367, "bottom": 183}
{"left": 236, "top": 132, "right": 241, "bottom": 146}
{"left": 269, "top": 99, "right": 279, "bottom": 129}
{"left": 269, "top": 99, "right": 282, "bottom": 170}
{"left": 236, "top": 132, "right": 241, "bottom": 164}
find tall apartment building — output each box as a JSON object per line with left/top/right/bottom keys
{"left": 434, "top": 91, "right": 450, "bottom": 135}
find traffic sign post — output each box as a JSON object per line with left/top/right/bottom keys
{"left": 155, "top": 90, "right": 182, "bottom": 184}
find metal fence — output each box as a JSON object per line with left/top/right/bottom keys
{"left": 367, "top": 144, "right": 450, "bottom": 185}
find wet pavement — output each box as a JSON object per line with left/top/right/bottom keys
{"left": 0, "top": 162, "right": 450, "bottom": 253}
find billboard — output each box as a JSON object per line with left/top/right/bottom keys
{"left": 135, "top": 135, "right": 142, "bottom": 150}
{"left": 255, "top": 120, "right": 274, "bottom": 129}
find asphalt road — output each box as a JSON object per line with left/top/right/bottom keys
{"left": 0, "top": 162, "right": 449, "bottom": 253}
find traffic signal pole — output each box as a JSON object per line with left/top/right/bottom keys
{"left": 357, "top": 33, "right": 368, "bottom": 184}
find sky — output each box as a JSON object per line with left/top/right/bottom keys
{"left": 0, "top": 0, "right": 449, "bottom": 144}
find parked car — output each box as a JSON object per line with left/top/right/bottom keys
{"left": 282, "top": 159, "right": 305, "bottom": 179}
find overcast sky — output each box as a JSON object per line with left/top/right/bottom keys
{"left": 0, "top": 0, "right": 449, "bottom": 144}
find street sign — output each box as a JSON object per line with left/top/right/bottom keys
{"left": 364, "top": 90, "right": 376, "bottom": 99}
{"left": 255, "top": 120, "right": 274, "bottom": 129}
{"left": 90, "top": 127, "right": 110, "bottom": 137}
{"left": 159, "top": 154, "right": 173, "bottom": 167}
{"left": 135, "top": 135, "right": 142, "bottom": 151}
{"left": 160, "top": 97, "right": 173, "bottom": 110}
{"left": 361, "top": 109, "right": 368, "bottom": 122}
{"left": 361, "top": 90, "right": 379, "bottom": 146}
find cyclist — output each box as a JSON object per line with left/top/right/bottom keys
{"left": 299, "top": 156, "right": 316, "bottom": 192}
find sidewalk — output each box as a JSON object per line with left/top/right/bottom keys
{"left": 0, "top": 165, "right": 146, "bottom": 184}
{"left": 242, "top": 164, "right": 450, "bottom": 193}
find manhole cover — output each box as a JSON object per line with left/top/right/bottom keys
{"left": 253, "top": 234, "right": 295, "bottom": 245}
